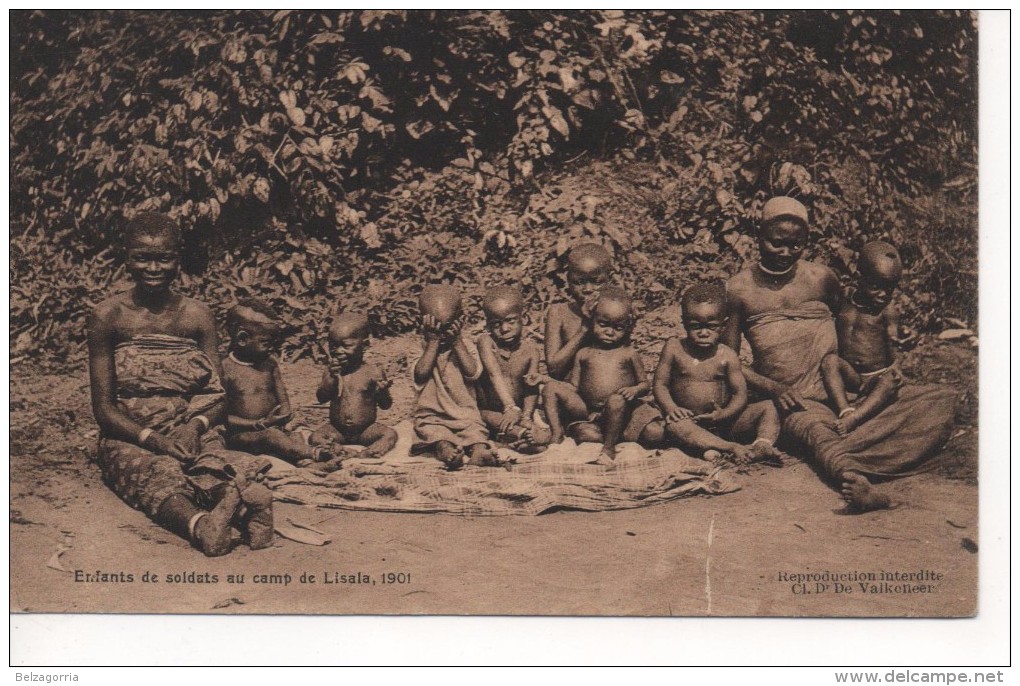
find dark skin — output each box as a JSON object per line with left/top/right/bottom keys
{"left": 653, "top": 302, "right": 755, "bottom": 463}
{"left": 222, "top": 321, "right": 322, "bottom": 465}
{"left": 542, "top": 298, "right": 648, "bottom": 464}
{"left": 723, "top": 220, "right": 842, "bottom": 413}
{"left": 544, "top": 256, "right": 610, "bottom": 380}
{"left": 724, "top": 218, "right": 888, "bottom": 511}
{"left": 413, "top": 309, "right": 494, "bottom": 467}
{"left": 476, "top": 298, "right": 542, "bottom": 443}
{"left": 312, "top": 324, "right": 397, "bottom": 459}
{"left": 88, "top": 234, "right": 222, "bottom": 462}
{"left": 822, "top": 272, "right": 903, "bottom": 435}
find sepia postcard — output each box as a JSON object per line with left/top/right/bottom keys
{"left": 10, "top": 9, "right": 986, "bottom": 635}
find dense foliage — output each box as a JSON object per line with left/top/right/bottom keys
{"left": 11, "top": 10, "right": 977, "bottom": 362}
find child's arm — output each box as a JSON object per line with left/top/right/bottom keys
{"left": 545, "top": 305, "right": 591, "bottom": 380}
{"left": 268, "top": 362, "right": 293, "bottom": 426}
{"left": 520, "top": 347, "right": 541, "bottom": 421}
{"left": 653, "top": 338, "right": 691, "bottom": 422}
{"left": 413, "top": 314, "right": 444, "bottom": 386}
{"left": 373, "top": 366, "right": 394, "bottom": 410}
{"left": 477, "top": 334, "right": 521, "bottom": 428}
{"left": 700, "top": 347, "right": 748, "bottom": 424}
{"left": 884, "top": 304, "right": 901, "bottom": 363}
{"left": 567, "top": 349, "right": 583, "bottom": 389}
{"left": 316, "top": 369, "right": 339, "bottom": 404}
{"left": 617, "top": 349, "right": 651, "bottom": 401}
{"left": 448, "top": 316, "right": 481, "bottom": 381}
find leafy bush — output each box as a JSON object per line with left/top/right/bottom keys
{"left": 10, "top": 10, "right": 977, "bottom": 361}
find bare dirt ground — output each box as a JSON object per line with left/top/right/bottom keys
{"left": 9, "top": 335, "right": 977, "bottom": 617}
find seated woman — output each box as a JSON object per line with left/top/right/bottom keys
{"left": 724, "top": 197, "right": 957, "bottom": 512}
{"left": 87, "top": 212, "right": 273, "bottom": 556}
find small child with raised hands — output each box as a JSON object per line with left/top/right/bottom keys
{"left": 539, "top": 285, "right": 661, "bottom": 466}
{"left": 653, "top": 285, "right": 781, "bottom": 465}
{"left": 222, "top": 298, "right": 332, "bottom": 466}
{"left": 475, "top": 285, "right": 549, "bottom": 452}
{"left": 309, "top": 312, "right": 399, "bottom": 462}
{"left": 412, "top": 285, "right": 501, "bottom": 471}
{"left": 821, "top": 241, "right": 905, "bottom": 436}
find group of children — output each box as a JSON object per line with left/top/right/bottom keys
{"left": 221, "top": 206, "right": 906, "bottom": 474}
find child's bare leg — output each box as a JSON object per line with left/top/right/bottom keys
{"left": 480, "top": 409, "right": 505, "bottom": 437}
{"left": 666, "top": 419, "right": 748, "bottom": 462}
{"left": 543, "top": 381, "right": 589, "bottom": 444}
{"left": 841, "top": 471, "right": 891, "bottom": 512}
{"left": 354, "top": 422, "right": 398, "bottom": 459}
{"left": 731, "top": 400, "right": 782, "bottom": 463}
{"left": 434, "top": 440, "right": 463, "bottom": 471}
{"left": 597, "top": 393, "right": 631, "bottom": 463}
{"left": 637, "top": 419, "right": 666, "bottom": 449}
{"left": 840, "top": 373, "right": 900, "bottom": 434}
{"left": 231, "top": 428, "right": 322, "bottom": 465}
{"left": 569, "top": 422, "right": 603, "bottom": 444}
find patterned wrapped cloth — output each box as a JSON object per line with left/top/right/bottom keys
{"left": 96, "top": 334, "right": 270, "bottom": 517}
{"left": 746, "top": 302, "right": 957, "bottom": 480}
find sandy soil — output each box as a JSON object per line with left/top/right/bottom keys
{"left": 9, "top": 336, "right": 977, "bottom": 617}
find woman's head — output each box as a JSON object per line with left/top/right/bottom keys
{"left": 124, "top": 212, "right": 183, "bottom": 295}
{"left": 758, "top": 197, "right": 809, "bottom": 274}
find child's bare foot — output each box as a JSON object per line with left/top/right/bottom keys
{"left": 749, "top": 441, "right": 783, "bottom": 466}
{"left": 833, "top": 408, "right": 857, "bottom": 436}
{"left": 549, "top": 430, "right": 565, "bottom": 444}
{"left": 590, "top": 448, "right": 615, "bottom": 467}
{"left": 728, "top": 444, "right": 754, "bottom": 465}
{"left": 841, "top": 472, "right": 891, "bottom": 513}
{"left": 467, "top": 444, "right": 512, "bottom": 470}
{"left": 703, "top": 449, "right": 723, "bottom": 463}
{"left": 436, "top": 442, "right": 464, "bottom": 471}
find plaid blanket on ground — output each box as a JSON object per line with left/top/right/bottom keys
{"left": 264, "top": 421, "right": 739, "bottom": 516}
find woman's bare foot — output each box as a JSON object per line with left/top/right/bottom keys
{"left": 239, "top": 482, "right": 274, "bottom": 550}
{"left": 841, "top": 472, "right": 891, "bottom": 513}
{"left": 436, "top": 441, "right": 464, "bottom": 471}
{"left": 467, "top": 444, "right": 513, "bottom": 470}
{"left": 729, "top": 444, "right": 753, "bottom": 465}
{"left": 191, "top": 480, "right": 243, "bottom": 557}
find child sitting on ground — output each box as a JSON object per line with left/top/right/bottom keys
{"left": 652, "top": 285, "right": 781, "bottom": 465}
{"left": 412, "top": 285, "right": 501, "bottom": 471}
{"left": 544, "top": 242, "right": 614, "bottom": 380}
{"left": 475, "top": 286, "right": 549, "bottom": 452}
{"left": 540, "top": 285, "right": 660, "bottom": 465}
{"left": 309, "top": 312, "right": 399, "bottom": 461}
{"left": 222, "top": 299, "right": 332, "bottom": 467}
{"left": 821, "top": 241, "right": 905, "bottom": 436}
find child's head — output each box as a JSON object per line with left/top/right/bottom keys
{"left": 482, "top": 286, "right": 524, "bottom": 347}
{"left": 590, "top": 285, "right": 633, "bottom": 347}
{"left": 419, "top": 284, "right": 464, "bottom": 330}
{"left": 227, "top": 298, "right": 282, "bottom": 362}
{"left": 758, "top": 197, "right": 809, "bottom": 274}
{"left": 124, "top": 212, "right": 183, "bottom": 293}
{"left": 680, "top": 284, "right": 728, "bottom": 351}
{"left": 328, "top": 312, "right": 370, "bottom": 367}
{"left": 565, "top": 242, "right": 612, "bottom": 305}
{"left": 856, "top": 241, "right": 902, "bottom": 309}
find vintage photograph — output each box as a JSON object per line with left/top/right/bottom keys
{"left": 10, "top": 10, "right": 979, "bottom": 620}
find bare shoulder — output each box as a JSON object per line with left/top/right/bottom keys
{"left": 180, "top": 296, "right": 215, "bottom": 324}
{"left": 801, "top": 259, "right": 838, "bottom": 283}
{"left": 716, "top": 343, "right": 741, "bottom": 364}
{"left": 521, "top": 338, "right": 542, "bottom": 358}
{"left": 660, "top": 336, "right": 682, "bottom": 356}
{"left": 726, "top": 268, "right": 754, "bottom": 300}
{"left": 91, "top": 291, "right": 130, "bottom": 318}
